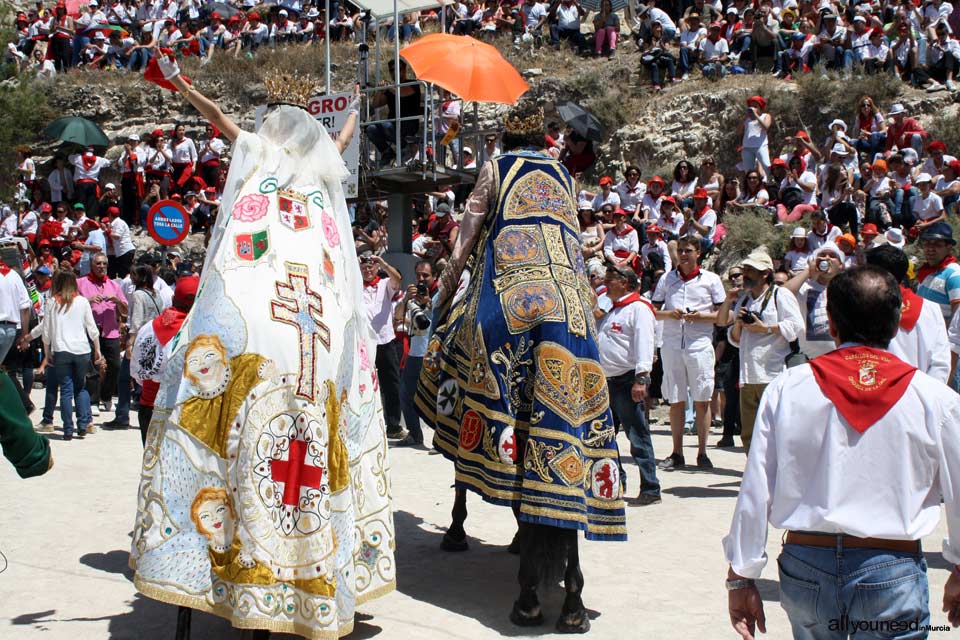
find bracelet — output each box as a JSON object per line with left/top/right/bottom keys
{"left": 725, "top": 578, "right": 755, "bottom": 591}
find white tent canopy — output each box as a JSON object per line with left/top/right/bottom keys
{"left": 353, "top": 0, "right": 443, "bottom": 19}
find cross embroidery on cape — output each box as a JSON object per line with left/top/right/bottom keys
{"left": 270, "top": 438, "right": 323, "bottom": 507}
{"left": 270, "top": 262, "right": 331, "bottom": 400}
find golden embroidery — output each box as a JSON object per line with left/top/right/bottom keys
{"left": 548, "top": 446, "right": 586, "bottom": 487}
{"left": 532, "top": 342, "right": 609, "bottom": 426}
{"left": 465, "top": 324, "right": 501, "bottom": 400}
{"left": 493, "top": 225, "right": 549, "bottom": 274}
{"left": 500, "top": 169, "right": 578, "bottom": 231}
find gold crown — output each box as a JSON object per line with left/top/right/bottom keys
{"left": 504, "top": 107, "right": 544, "bottom": 136}
{"left": 265, "top": 72, "right": 319, "bottom": 109}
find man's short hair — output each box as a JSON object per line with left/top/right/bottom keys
{"left": 864, "top": 245, "right": 909, "bottom": 284}
{"left": 677, "top": 234, "right": 702, "bottom": 252}
{"left": 826, "top": 266, "right": 901, "bottom": 348}
{"left": 415, "top": 259, "right": 435, "bottom": 275}
{"left": 607, "top": 264, "right": 639, "bottom": 289}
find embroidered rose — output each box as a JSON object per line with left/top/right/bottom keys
{"left": 358, "top": 342, "right": 370, "bottom": 371}
{"left": 232, "top": 193, "right": 269, "bottom": 222}
{"left": 321, "top": 210, "right": 340, "bottom": 247}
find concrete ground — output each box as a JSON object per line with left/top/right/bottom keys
{"left": 0, "top": 390, "right": 953, "bottom": 639}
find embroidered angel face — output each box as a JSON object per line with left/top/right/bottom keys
{"left": 190, "top": 487, "right": 236, "bottom": 549}
{"left": 184, "top": 334, "right": 229, "bottom": 395}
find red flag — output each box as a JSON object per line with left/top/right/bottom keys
{"left": 144, "top": 49, "right": 192, "bottom": 92}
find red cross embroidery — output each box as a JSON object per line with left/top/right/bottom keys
{"left": 270, "top": 438, "right": 324, "bottom": 507}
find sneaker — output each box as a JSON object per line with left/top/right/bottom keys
{"left": 102, "top": 399, "right": 113, "bottom": 412}
{"left": 85, "top": 424, "right": 98, "bottom": 435}
{"left": 385, "top": 428, "right": 407, "bottom": 440}
{"left": 696, "top": 453, "right": 714, "bottom": 469}
{"left": 657, "top": 453, "right": 685, "bottom": 470}
{"left": 652, "top": 84, "right": 662, "bottom": 91}
{"left": 716, "top": 437, "right": 736, "bottom": 448}
{"left": 947, "top": 79, "right": 957, "bottom": 92}
{"left": 36, "top": 422, "right": 55, "bottom": 434}
{"left": 681, "top": 73, "right": 689, "bottom": 81}
{"left": 927, "top": 81, "right": 946, "bottom": 93}
{"left": 90, "top": 406, "right": 100, "bottom": 417}
{"left": 635, "top": 494, "right": 662, "bottom": 506}
{"left": 76, "top": 429, "right": 86, "bottom": 439}
{"left": 62, "top": 433, "right": 73, "bottom": 441}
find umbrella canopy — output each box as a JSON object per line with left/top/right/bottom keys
{"left": 557, "top": 101, "right": 605, "bottom": 143}
{"left": 400, "top": 33, "right": 528, "bottom": 104}
{"left": 83, "top": 23, "right": 130, "bottom": 38}
{"left": 201, "top": 2, "right": 243, "bottom": 19}
{"left": 43, "top": 116, "right": 110, "bottom": 149}
{"left": 581, "top": 0, "right": 628, "bottom": 11}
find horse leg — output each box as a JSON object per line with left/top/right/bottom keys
{"left": 441, "top": 486, "right": 469, "bottom": 551}
{"left": 507, "top": 501, "right": 524, "bottom": 555}
{"left": 174, "top": 606, "right": 192, "bottom": 640}
{"left": 509, "top": 525, "right": 544, "bottom": 627}
{"left": 556, "top": 530, "right": 590, "bottom": 634}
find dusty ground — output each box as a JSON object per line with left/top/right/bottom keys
{"left": 0, "top": 391, "right": 953, "bottom": 639}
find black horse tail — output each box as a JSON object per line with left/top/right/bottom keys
{"left": 521, "top": 523, "right": 571, "bottom": 587}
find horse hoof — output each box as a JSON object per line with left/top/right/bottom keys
{"left": 509, "top": 602, "right": 544, "bottom": 627}
{"left": 440, "top": 533, "right": 469, "bottom": 552}
{"left": 556, "top": 609, "right": 591, "bottom": 634}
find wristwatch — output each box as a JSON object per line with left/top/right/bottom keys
{"left": 725, "top": 578, "right": 755, "bottom": 591}
{"left": 765, "top": 325, "right": 773, "bottom": 335}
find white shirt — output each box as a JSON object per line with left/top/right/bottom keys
{"left": 723, "top": 350, "right": 960, "bottom": 579}
{"left": 728, "top": 285, "right": 805, "bottom": 384}
{"left": 363, "top": 278, "right": 399, "bottom": 345}
{"left": 654, "top": 211, "right": 685, "bottom": 237}
{"left": 915, "top": 192, "right": 944, "bottom": 221}
{"left": 888, "top": 294, "right": 951, "bottom": 383}
{"left": 641, "top": 238, "right": 672, "bottom": 273}
{"left": 0, "top": 270, "right": 30, "bottom": 326}
{"left": 699, "top": 36, "right": 729, "bottom": 61}
{"left": 42, "top": 295, "right": 100, "bottom": 355}
{"left": 592, "top": 190, "right": 620, "bottom": 211}
{"left": 921, "top": 155, "right": 957, "bottom": 179}
{"left": 170, "top": 137, "right": 198, "bottom": 164}
{"left": 68, "top": 152, "right": 110, "bottom": 181}
{"left": 602, "top": 226, "right": 639, "bottom": 262}
{"left": 783, "top": 249, "right": 810, "bottom": 273}
{"left": 199, "top": 137, "right": 227, "bottom": 164}
{"left": 652, "top": 268, "right": 725, "bottom": 349}
{"left": 806, "top": 225, "right": 842, "bottom": 252}
{"left": 109, "top": 217, "right": 135, "bottom": 256}
{"left": 556, "top": 3, "right": 581, "bottom": 29}
{"left": 597, "top": 294, "right": 656, "bottom": 377}
{"left": 615, "top": 180, "right": 645, "bottom": 213}
{"left": 47, "top": 166, "right": 74, "bottom": 202}
{"left": 795, "top": 279, "right": 834, "bottom": 358}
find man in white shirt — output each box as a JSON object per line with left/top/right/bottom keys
{"left": 681, "top": 187, "right": 717, "bottom": 252}
{"left": 716, "top": 248, "right": 804, "bottom": 452}
{"left": 805, "top": 209, "right": 841, "bottom": 251}
{"left": 723, "top": 265, "right": 960, "bottom": 640}
{"left": 651, "top": 234, "right": 726, "bottom": 470}
{"left": 785, "top": 242, "right": 845, "bottom": 359}
{"left": 550, "top": 0, "right": 586, "bottom": 50}
{"left": 360, "top": 252, "right": 404, "bottom": 438}
{"left": 0, "top": 263, "right": 31, "bottom": 363}
{"left": 866, "top": 245, "right": 950, "bottom": 382}
{"left": 68, "top": 147, "right": 110, "bottom": 216}
{"left": 105, "top": 206, "right": 135, "bottom": 279}
{"left": 598, "top": 265, "right": 660, "bottom": 504}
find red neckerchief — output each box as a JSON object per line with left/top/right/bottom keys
{"left": 809, "top": 346, "right": 917, "bottom": 433}
{"left": 429, "top": 280, "right": 439, "bottom": 295}
{"left": 678, "top": 266, "right": 701, "bottom": 282}
{"left": 151, "top": 307, "right": 188, "bottom": 345}
{"left": 82, "top": 152, "right": 96, "bottom": 171}
{"left": 612, "top": 292, "right": 641, "bottom": 309}
{"left": 615, "top": 225, "right": 634, "bottom": 238}
{"left": 857, "top": 111, "right": 875, "bottom": 133}
{"left": 899, "top": 286, "right": 923, "bottom": 331}
{"left": 694, "top": 204, "right": 711, "bottom": 221}
{"left": 86, "top": 272, "right": 107, "bottom": 285}
{"left": 917, "top": 254, "right": 958, "bottom": 286}
{"left": 811, "top": 223, "right": 834, "bottom": 239}
{"left": 707, "top": 31, "right": 721, "bottom": 43}
{"left": 0, "top": 263, "right": 10, "bottom": 276}
{"left": 364, "top": 277, "right": 381, "bottom": 289}
{"left": 124, "top": 151, "right": 137, "bottom": 171}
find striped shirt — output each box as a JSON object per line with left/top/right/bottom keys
{"left": 918, "top": 262, "right": 960, "bottom": 323}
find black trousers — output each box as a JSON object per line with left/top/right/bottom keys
{"left": 108, "top": 250, "right": 135, "bottom": 280}
{"left": 120, "top": 175, "right": 140, "bottom": 226}
{"left": 375, "top": 339, "right": 402, "bottom": 432}
{"left": 87, "top": 336, "right": 122, "bottom": 406}
{"left": 722, "top": 351, "right": 741, "bottom": 438}
{"left": 139, "top": 406, "right": 153, "bottom": 446}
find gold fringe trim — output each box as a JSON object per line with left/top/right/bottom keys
{"left": 134, "top": 576, "right": 396, "bottom": 639}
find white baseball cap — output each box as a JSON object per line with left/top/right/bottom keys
{"left": 791, "top": 226, "right": 807, "bottom": 239}
{"left": 915, "top": 172, "right": 933, "bottom": 184}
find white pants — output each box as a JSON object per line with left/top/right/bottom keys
{"left": 661, "top": 341, "right": 715, "bottom": 404}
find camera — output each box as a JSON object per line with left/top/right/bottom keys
{"left": 416, "top": 283, "right": 428, "bottom": 296}
{"left": 740, "top": 309, "right": 758, "bottom": 324}
{"left": 817, "top": 259, "right": 830, "bottom": 273}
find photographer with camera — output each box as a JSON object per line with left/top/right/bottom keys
{"left": 717, "top": 248, "right": 804, "bottom": 453}
{"left": 398, "top": 260, "right": 437, "bottom": 448}
{"left": 785, "top": 242, "right": 846, "bottom": 362}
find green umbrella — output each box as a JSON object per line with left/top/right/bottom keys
{"left": 43, "top": 116, "right": 110, "bottom": 148}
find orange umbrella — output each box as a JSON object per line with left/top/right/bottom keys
{"left": 399, "top": 34, "right": 529, "bottom": 104}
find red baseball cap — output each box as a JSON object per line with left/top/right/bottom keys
{"left": 647, "top": 224, "right": 663, "bottom": 235}
{"left": 599, "top": 176, "right": 614, "bottom": 186}
{"left": 772, "top": 158, "right": 788, "bottom": 168}
{"left": 693, "top": 187, "right": 709, "bottom": 199}
{"left": 40, "top": 202, "right": 52, "bottom": 213}
{"left": 612, "top": 207, "right": 627, "bottom": 217}
{"left": 248, "top": 12, "right": 261, "bottom": 20}
{"left": 173, "top": 274, "right": 199, "bottom": 310}
{"left": 38, "top": 238, "right": 51, "bottom": 246}
{"left": 647, "top": 176, "right": 665, "bottom": 187}
{"left": 861, "top": 223, "right": 879, "bottom": 236}
{"left": 106, "top": 206, "right": 120, "bottom": 216}
{"left": 661, "top": 196, "right": 677, "bottom": 206}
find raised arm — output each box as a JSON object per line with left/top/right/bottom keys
{"left": 154, "top": 48, "right": 241, "bottom": 142}
{"left": 336, "top": 84, "right": 361, "bottom": 155}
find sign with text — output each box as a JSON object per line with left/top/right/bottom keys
{"left": 146, "top": 199, "right": 190, "bottom": 246}
{"left": 255, "top": 91, "right": 360, "bottom": 198}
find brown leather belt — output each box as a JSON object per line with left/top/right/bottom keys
{"left": 785, "top": 531, "right": 920, "bottom": 553}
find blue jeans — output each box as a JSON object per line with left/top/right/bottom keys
{"left": 607, "top": 372, "right": 660, "bottom": 496}
{"left": 778, "top": 542, "right": 929, "bottom": 640}
{"left": 853, "top": 133, "right": 886, "bottom": 163}
{"left": 53, "top": 351, "right": 92, "bottom": 435}
{"left": 400, "top": 355, "right": 423, "bottom": 442}
{"left": 679, "top": 47, "right": 695, "bottom": 75}
{"left": 366, "top": 121, "right": 397, "bottom": 156}
{"left": 128, "top": 48, "right": 153, "bottom": 72}
{"left": 115, "top": 356, "right": 131, "bottom": 424}
{"left": 388, "top": 23, "right": 414, "bottom": 42}
{"left": 0, "top": 323, "right": 17, "bottom": 363}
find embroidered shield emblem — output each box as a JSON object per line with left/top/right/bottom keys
{"left": 235, "top": 230, "right": 268, "bottom": 262}
{"left": 858, "top": 362, "right": 877, "bottom": 387}
{"left": 278, "top": 189, "right": 310, "bottom": 231}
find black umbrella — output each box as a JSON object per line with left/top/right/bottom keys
{"left": 43, "top": 116, "right": 110, "bottom": 148}
{"left": 201, "top": 2, "right": 242, "bottom": 19}
{"left": 557, "top": 101, "right": 605, "bottom": 143}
